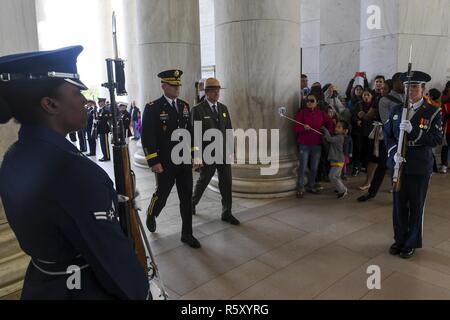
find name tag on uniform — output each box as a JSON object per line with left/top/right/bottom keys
{"left": 204, "top": 116, "right": 211, "bottom": 119}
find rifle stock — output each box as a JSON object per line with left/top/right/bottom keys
{"left": 113, "top": 145, "right": 147, "bottom": 268}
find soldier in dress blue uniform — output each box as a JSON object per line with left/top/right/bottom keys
{"left": 0, "top": 46, "right": 149, "bottom": 299}
{"left": 85, "top": 100, "right": 98, "bottom": 157}
{"left": 76, "top": 126, "right": 87, "bottom": 153}
{"left": 385, "top": 71, "right": 443, "bottom": 259}
{"left": 97, "top": 97, "right": 112, "bottom": 162}
{"left": 141, "top": 69, "right": 201, "bottom": 249}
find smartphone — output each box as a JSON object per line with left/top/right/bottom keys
{"left": 356, "top": 72, "right": 365, "bottom": 77}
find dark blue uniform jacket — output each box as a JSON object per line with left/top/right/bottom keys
{"left": 385, "top": 100, "right": 443, "bottom": 175}
{"left": 0, "top": 126, "right": 149, "bottom": 300}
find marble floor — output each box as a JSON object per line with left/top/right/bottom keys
{"left": 109, "top": 140, "right": 450, "bottom": 300}
{"left": 6, "top": 138, "right": 450, "bottom": 300}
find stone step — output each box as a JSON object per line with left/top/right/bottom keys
{"left": 0, "top": 225, "right": 22, "bottom": 261}
{"left": 0, "top": 252, "right": 29, "bottom": 299}
{"left": 0, "top": 281, "right": 23, "bottom": 300}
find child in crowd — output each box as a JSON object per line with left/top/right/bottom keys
{"left": 322, "top": 120, "right": 350, "bottom": 199}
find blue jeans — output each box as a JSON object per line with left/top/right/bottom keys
{"left": 329, "top": 166, "right": 347, "bottom": 194}
{"left": 297, "top": 144, "right": 322, "bottom": 191}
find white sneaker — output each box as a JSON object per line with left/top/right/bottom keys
{"left": 440, "top": 165, "right": 448, "bottom": 174}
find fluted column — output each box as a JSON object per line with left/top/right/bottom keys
{"left": 300, "top": 0, "right": 361, "bottom": 92}
{"left": 133, "top": 0, "right": 201, "bottom": 167}
{"left": 0, "top": 0, "right": 39, "bottom": 222}
{"left": 213, "top": 0, "right": 300, "bottom": 198}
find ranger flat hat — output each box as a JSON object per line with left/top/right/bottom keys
{"left": 0, "top": 45, "right": 88, "bottom": 90}
{"left": 158, "top": 69, "right": 183, "bottom": 86}
{"left": 205, "top": 77, "right": 222, "bottom": 90}
{"left": 400, "top": 70, "right": 432, "bottom": 85}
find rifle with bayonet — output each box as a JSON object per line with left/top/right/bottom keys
{"left": 392, "top": 45, "right": 413, "bottom": 192}
{"left": 102, "top": 11, "right": 168, "bottom": 300}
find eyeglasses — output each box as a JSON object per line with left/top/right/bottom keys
{"left": 307, "top": 99, "right": 316, "bottom": 103}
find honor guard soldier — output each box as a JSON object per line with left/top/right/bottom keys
{"left": 0, "top": 46, "right": 149, "bottom": 299}
{"left": 76, "top": 126, "right": 87, "bottom": 153}
{"left": 385, "top": 71, "right": 443, "bottom": 259}
{"left": 97, "top": 97, "right": 111, "bottom": 161}
{"left": 85, "top": 100, "right": 98, "bottom": 157}
{"left": 141, "top": 69, "right": 201, "bottom": 249}
{"left": 191, "top": 78, "right": 240, "bottom": 225}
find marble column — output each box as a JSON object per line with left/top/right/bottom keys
{"left": 133, "top": 0, "right": 202, "bottom": 167}
{"left": 360, "top": 0, "right": 450, "bottom": 89}
{"left": 0, "top": 0, "right": 39, "bottom": 222}
{"left": 214, "top": 0, "right": 300, "bottom": 198}
{"left": 300, "top": 0, "right": 321, "bottom": 84}
{"left": 199, "top": 0, "right": 216, "bottom": 71}
{"left": 301, "top": 0, "right": 361, "bottom": 92}
{"left": 319, "top": 0, "right": 361, "bottom": 91}
{"left": 0, "top": 0, "right": 38, "bottom": 299}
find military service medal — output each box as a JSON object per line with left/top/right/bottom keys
{"left": 419, "top": 118, "right": 429, "bottom": 130}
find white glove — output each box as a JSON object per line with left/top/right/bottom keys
{"left": 400, "top": 120, "right": 413, "bottom": 133}
{"left": 394, "top": 153, "right": 406, "bottom": 164}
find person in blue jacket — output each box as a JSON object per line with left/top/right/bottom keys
{"left": 0, "top": 46, "right": 149, "bottom": 299}
{"left": 385, "top": 71, "right": 443, "bottom": 259}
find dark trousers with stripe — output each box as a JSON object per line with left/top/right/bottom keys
{"left": 87, "top": 135, "right": 97, "bottom": 155}
{"left": 147, "top": 164, "right": 193, "bottom": 236}
{"left": 99, "top": 133, "right": 110, "bottom": 160}
{"left": 393, "top": 173, "right": 431, "bottom": 249}
{"left": 368, "top": 142, "right": 388, "bottom": 196}
{"left": 77, "top": 130, "right": 87, "bottom": 153}
{"left": 193, "top": 164, "right": 232, "bottom": 217}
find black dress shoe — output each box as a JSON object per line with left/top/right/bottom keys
{"left": 222, "top": 214, "right": 240, "bottom": 225}
{"left": 400, "top": 247, "right": 415, "bottom": 259}
{"left": 306, "top": 187, "right": 321, "bottom": 195}
{"left": 85, "top": 153, "right": 96, "bottom": 157}
{"left": 181, "top": 235, "right": 201, "bottom": 248}
{"left": 99, "top": 158, "right": 110, "bottom": 162}
{"left": 357, "top": 193, "right": 375, "bottom": 202}
{"left": 146, "top": 214, "right": 156, "bottom": 233}
{"left": 389, "top": 243, "right": 403, "bottom": 255}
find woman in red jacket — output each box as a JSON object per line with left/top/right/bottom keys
{"left": 294, "top": 94, "right": 334, "bottom": 198}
